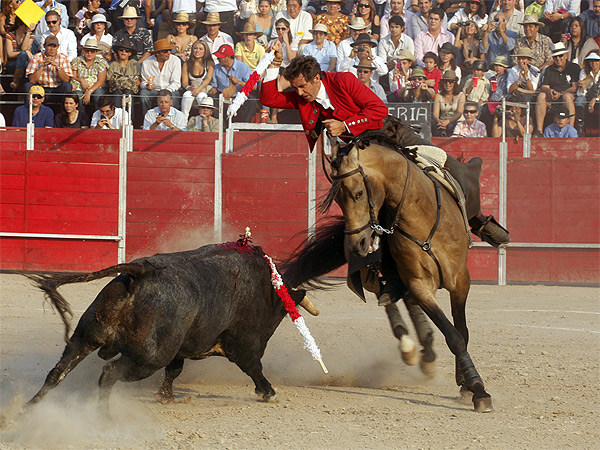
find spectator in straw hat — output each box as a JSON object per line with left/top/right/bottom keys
{"left": 488, "top": 54, "right": 511, "bottom": 102}
{"left": 507, "top": 47, "right": 540, "bottom": 99}
{"left": 140, "top": 38, "right": 182, "bottom": 111}
{"left": 198, "top": 12, "right": 234, "bottom": 64}
{"left": 235, "top": 22, "right": 265, "bottom": 71}
{"left": 81, "top": 13, "right": 113, "bottom": 49}
{"left": 71, "top": 38, "right": 108, "bottom": 108}
{"left": 200, "top": 0, "right": 237, "bottom": 38}
{"left": 354, "top": 57, "right": 388, "bottom": 103}
{"left": 301, "top": 23, "right": 337, "bottom": 72}
{"left": 167, "top": 12, "right": 198, "bottom": 62}
{"left": 388, "top": 48, "right": 416, "bottom": 100}
{"left": 543, "top": 106, "right": 578, "bottom": 137}
{"left": 534, "top": 41, "right": 580, "bottom": 136}
{"left": 186, "top": 96, "right": 219, "bottom": 132}
{"left": 113, "top": 6, "right": 153, "bottom": 62}
{"left": 337, "top": 17, "right": 369, "bottom": 71}
{"left": 339, "top": 32, "right": 388, "bottom": 82}
{"left": 432, "top": 69, "right": 465, "bottom": 136}
{"left": 401, "top": 67, "right": 434, "bottom": 102}
{"left": 513, "top": 14, "right": 553, "bottom": 70}
{"left": 25, "top": 35, "right": 74, "bottom": 103}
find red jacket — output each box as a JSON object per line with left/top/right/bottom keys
{"left": 260, "top": 71, "right": 389, "bottom": 150}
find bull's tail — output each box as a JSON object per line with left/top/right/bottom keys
{"left": 25, "top": 262, "right": 147, "bottom": 342}
{"left": 281, "top": 216, "right": 347, "bottom": 290}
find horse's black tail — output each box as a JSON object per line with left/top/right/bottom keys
{"left": 25, "top": 262, "right": 147, "bottom": 342}
{"left": 281, "top": 216, "right": 347, "bottom": 290}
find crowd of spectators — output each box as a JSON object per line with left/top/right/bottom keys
{"left": 0, "top": 0, "right": 598, "bottom": 137}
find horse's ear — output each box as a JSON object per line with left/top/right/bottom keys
{"left": 347, "top": 143, "right": 359, "bottom": 166}
{"left": 330, "top": 141, "right": 340, "bottom": 160}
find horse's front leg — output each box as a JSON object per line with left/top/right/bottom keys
{"left": 408, "top": 280, "right": 493, "bottom": 413}
{"left": 404, "top": 295, "right": 436, "bottom": 377}
{"left": 449, "top": 268, "right": 472, "bottom": 401}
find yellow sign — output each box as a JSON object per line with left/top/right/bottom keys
{"left": 15, "top": 0, "right": 46, "bottom": 30}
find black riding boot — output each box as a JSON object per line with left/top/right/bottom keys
{"left": 469, "top": 212, "right": 510, "bottom": 248}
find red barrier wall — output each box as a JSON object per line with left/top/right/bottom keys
{"left": 1, "top": 129, "right": 598, "bottom": 283}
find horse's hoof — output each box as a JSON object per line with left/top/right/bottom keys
{"left": 155, "top": 391, "right": 175, "bottom": 404}
{"left": 419, "top": 360, "right": 436, "bottom": 378}
{"left": 459, "top": 386, "right": 473, "bottom": 405}
{"left": 399, "top": 337, "right": 419, "bottom": 366}
{"left": 473, "top": 395, "right": 494, "bottom": 413}
{"left": 257, "top": 393, "right": 276, "bottom": 403}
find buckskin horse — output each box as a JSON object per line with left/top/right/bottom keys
{"left": 320, "top": 132, "right": 493, "bottom": 413}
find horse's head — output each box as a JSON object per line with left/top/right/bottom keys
{"left": 327, "top": 141, "right": 386, "bottom": 258}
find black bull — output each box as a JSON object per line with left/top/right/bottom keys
{"left": 24, "top": 241, "right": 333, "bottom": 411}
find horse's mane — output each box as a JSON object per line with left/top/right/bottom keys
{"left": 319, "top": 132, "right": 418, "bottom": 214}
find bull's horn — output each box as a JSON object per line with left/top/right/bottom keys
{"left": 299, "top": 297, "right": 319, "bottom": 316}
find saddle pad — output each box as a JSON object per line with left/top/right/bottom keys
{"left": 413, "top": 145, "right": 453, "bottom": 193}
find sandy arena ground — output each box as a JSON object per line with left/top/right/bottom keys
{"left": 0, "top": 273, "right": 598, "bottom": 450}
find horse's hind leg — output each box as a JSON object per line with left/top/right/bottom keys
{"left": 26, "top": 338, "right": 97, "bottom": 407}
{"left": 384, "top": 303, "right": 418, "bottom": 366}
{"left": 404, "top": 295, "right": 436, "bottom": 377}
{"left": 409, "top": 280, "right": 492, "bottom": 413}
{"left": 156, "top": 358, "right": 184, "bottom": 403}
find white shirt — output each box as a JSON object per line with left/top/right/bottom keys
{"left": 81, "top": 32, "right": 113, "bottom": 47}
{"left": 506, "top": 64, "right": 540, "bottom": 91}
{"left": 271, "top": 10, "right": 313, "bottom": 43}
{"left": 203, "top": 0, "right": 237, "bottom": 12}
{"left": 315, "top": 82, "right": 334, "bottom": 110}
{"left": 143, "top": 106, "right": 188, "bottom": 130}
{"left": 336, "top": 37, "right": 355, "bottom": 72}
{"left": 200, "top": 31, "right": 234, "bottom": 64}
{"left": 172, "top": 0, "right": 200, "bottom": 13}
{"left": 34, "top": 1, "right": 69, "bottom": 35}
{"left": 141, "top": 55, "right": 182, "bottom": 92}
{"left": 544, "top": 0, "right": 580, "bottom": 17}
{"left": 91, "top": 108, "right": 124, "bottom": 129}
{"left": 38, "top": 28, "right": 78, "bottom": 61}
{"left": 447, "top": 9, "right": 488, "bottom": 30}
{"left": 0, "top": 112, "right": 5, "bottom": 127}
{"left": 377, "top": 34, "right": 415, "bottom": 63}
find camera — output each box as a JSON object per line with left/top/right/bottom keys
{"left": 100, "top": 114, "right": 107, "bottom": 120}
{"left": 411, "top": 81, "right": 420, "bottom": 88}
{"left": 459, "top": 21, "right": 471, "bottom": 27}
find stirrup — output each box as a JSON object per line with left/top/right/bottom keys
{"left": 472, "top": 215, "right": 510, "bottom": 248}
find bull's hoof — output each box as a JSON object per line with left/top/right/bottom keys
{"left": 473, "top": 395, "right": 494, "bottom": 413}
{"left": 419, "top": 360, "right": 436, "bottom": 378}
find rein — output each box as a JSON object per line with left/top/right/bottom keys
{"left": 331, "top": 141, "right": 444, "bottom": 288}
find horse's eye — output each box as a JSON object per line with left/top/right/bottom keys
{"left": 355, "top": 190, "right": 363, "bottom": 200}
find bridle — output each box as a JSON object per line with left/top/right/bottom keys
{"left": 330, "top": 144, "right": 444, "bottom": 288}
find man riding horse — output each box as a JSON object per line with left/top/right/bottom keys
{"left": 260, "top": 46, "right": 510, "bottom": 306}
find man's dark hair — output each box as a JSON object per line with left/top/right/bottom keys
{"left": 389, "top": 15, "right": 405, "bottom": 28}
{"left": 429, "top": 7, "right": 444, "bottom": 20}
{"left": 283, "top": 56, "right": 323, "bottom": 81}
{"left": 98, "top": 96, "right": 115, "bottom": 109}
{"left": 45, "top": 10, "right": 60, "bottom": 20}
{"left": 158, "top": 89, "right": 172, "bottom": 98}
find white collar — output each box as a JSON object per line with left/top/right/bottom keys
{"left": 314, "top": 80, "right": 334, "bottom": 110}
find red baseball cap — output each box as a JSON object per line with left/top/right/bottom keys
{"left": 213, "top": 44, "right": 234, "bottom": 58}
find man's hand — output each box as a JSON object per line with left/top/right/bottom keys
{"left": 550, "top": 89, "right": 561, "bottom": 100}
{"left": 82, "top": 91, "right": 92, "bottom": 105}
{"left": 323, "top": 119, "right": 346, "bottom": 137}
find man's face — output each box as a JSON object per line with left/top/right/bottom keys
{"left": 594, "top": 0, "right": 600, "bottom": 17}
{"left": 350, "top": 28, "right": 362, "bottom": 40}
{"left": 389, "top": 23, "right": 404, "bottom": 38}
{"left": 45, "top": 43, "right": 58, "bottom": 57}
{"left": 523, "top": 24, "right": 538, "bottom": 39}
{"left": 427, "top": 13, "right": 441, "bottom": 32}
{"left": 287, "top": 0, "right": 301, "bottom": 19}
{"left": 356, "top": 67, "right": 372, "bottom": 83}
{"left": 123, "top": 17, "right": 136, "bottom": 29}
{"left": 503, "top": 0, "right": 515, "bottom": 10}
{"left": 207, "top": 24, "right": 220, "bottom": 37}
{"left": 46, "top": 14, "right": 60, "bottom": 33}
{"left": 31, "top": 93, "right": 44, "bottom": 108}
{"left": 218, "top": 55, "right": 234, "bottom": 69}
{"left": 158, "top": 95, "right": 173, "bottom": 114}
{"left": 289, "top": 73, "right": 321, "bottom": 102}
{"left": 390, "top": 0, "right": 403, "bottom": 14}
{"left": 553, "top": 52, "right": 567, "bottom": 69}
{"left": 99, "top": 104, "right": 115, "bottom": 119}
{"left": 516, "top": 56, "right": 531, "bottom": 68}
{"left": 418, "top": 0, "right": 431, "bottom": 14}
{"left": 156, "top": 49, "right": 171, "bottom": 63}
{"left": 83, "top": 48, "right": 97, "bottom": 62}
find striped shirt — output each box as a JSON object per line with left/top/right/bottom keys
{"left": 26, "top": 52, "right": 74, "bottom": 88}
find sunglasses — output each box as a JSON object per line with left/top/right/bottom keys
{"left": 275, "top": 27, "right": 288, "bottom": 30}
{"left": 46, "top": 20, "right": 59, "bottom": 24}
{"left": 356, "top": 69, "right": 372, "bottom": 73}
{"left": 464, "top": 110, "right": 477, "bottom": 114}
{"left": 32, "top": 94, "right": 44, "bottom": 99}
{"left": 158, "top": 49, "right": 170, "bottom": 54}
{"left": 358, "top": 3, "right": 371, "bottom": 7}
